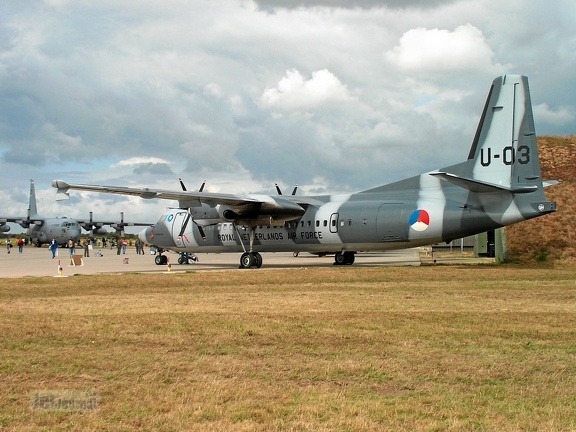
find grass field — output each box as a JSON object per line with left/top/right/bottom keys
{"left": 1, "top": 265, "right": 575, "bottom": 431}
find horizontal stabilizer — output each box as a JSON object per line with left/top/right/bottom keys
{"left": 429, "top": 172, "right": 538, "bottom": 194}
{"left": 543, "top": 180, "right": 560, "bottom": 188}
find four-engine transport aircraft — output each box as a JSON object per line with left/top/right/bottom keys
{"left": 53, "top": 75, "right": 557, "bottom": 268}
{"left": 1, "top": 179, "right": 150, "bottom": 246}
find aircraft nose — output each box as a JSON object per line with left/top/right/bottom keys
{"left": 72, "top": 226, "right": 81, "bottom": 238}
{"left": 139, "top": 226, "right": 153, "bottom": 244}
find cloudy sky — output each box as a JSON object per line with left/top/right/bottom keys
{"left": 1, "top": 0, "right": 575, "bottom": 232}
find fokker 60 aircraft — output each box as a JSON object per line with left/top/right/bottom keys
{"left": 1, "top": 179, "right": 149, "bottom": 246}
{"left": 53, "top": 75, "right": 557, "bottom": 268}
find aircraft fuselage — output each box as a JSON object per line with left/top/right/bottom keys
{"left": 28, "top": 218, "right": 81, "bottom": 246}
{"left": 139, "top": 173, "right": 554, "bottom": 256}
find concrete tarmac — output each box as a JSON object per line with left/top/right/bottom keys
{"left": 0, "top": 245, "right": 424, "bottom": 278}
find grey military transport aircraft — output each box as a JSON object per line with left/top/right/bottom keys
{"left": 53, "top": 75, "right": 557, "bottom": 268}
{"left": 0, "top": 179, "right": 149, "bottom": 246}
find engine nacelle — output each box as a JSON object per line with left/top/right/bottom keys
{"left": 0, "top": 224, "right": 10, "bottom": 233}
{"left": 93, "top": 227, "right": 108, "bottom": 235}
{"left": 216, "top": 205, "right": 239, "bottom": 222}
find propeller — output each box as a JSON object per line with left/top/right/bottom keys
{"left": 177, "top": 178, "right": 207, "bottom": 240}
{"left": 275, "top": 183, "right": 298, "bottom": 196}
{"left": 179, "top": 178, "right": 206, "bottom": 192}
{"left": 178, "top": 208, "right": 206, "bottom": 240}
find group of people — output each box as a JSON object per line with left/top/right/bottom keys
{"left": 5, "top": 237, "right": 150, "bottom": 258}
{"left": 5, "top": 238, "right": 26, "bottom": 254}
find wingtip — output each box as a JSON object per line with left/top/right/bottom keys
{"left": 51, "top": 179, "right": 70, "bottom": 189}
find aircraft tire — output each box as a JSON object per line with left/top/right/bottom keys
{"left": 240, "top": 252, "right": 256, "bottom": 269}
{"left": 344, "top": 252, "right": 355, "bottom": 265}
{"left": 254, "top": 252, "right": 263, "bottom": 268}
{"left": 155, "top": 255, "right": 168, "bottom": 265}
{"left": 334, "top": 252, "right": 346, "bottom": 266}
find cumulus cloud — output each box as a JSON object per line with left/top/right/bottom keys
{"left": 1, "top": 1, "right": 575, "bottom": 226}
{"left": 111, "top": 157, "right": 174, "bottom": 176}
{"left": 386, "top": 24, "right": 498, "bottom": 73}
{"left": 533, "top": 103, "right": 576, "bottom": 126}
{"left": 260, "top": 69, "right": 352, "bottom": 111}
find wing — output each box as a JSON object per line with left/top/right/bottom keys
{"left": 0, "top": 215, "right": 43, "bottom": 228}
{"left": 52, "top": 180, "right": 306, "bottom": 224}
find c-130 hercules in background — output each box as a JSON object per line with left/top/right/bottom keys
{"left": 1, "top": 179, "right": 149, "bottom": 246}
{"left": 53, "top": 75, "right": 557, "bottom": 268}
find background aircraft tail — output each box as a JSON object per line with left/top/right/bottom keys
{"left": 28, "top": 179, "right": 39, "bottom": 218}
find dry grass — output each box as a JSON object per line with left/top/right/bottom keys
{"left": 507, "top": 136, "right": 576, "bottom": 264}
{"left": 1, "top": 266, "right": 576, "bottom": 431}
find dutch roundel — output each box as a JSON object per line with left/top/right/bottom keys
{"left": 409, "top": 209, "right": 430, "bottom": 232}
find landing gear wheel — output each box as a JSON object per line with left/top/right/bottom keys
{"left": 254, "top": 252, "right": 263, "bottom": 268}
{"left": 240, "top": 252, "right": 262, "bottom": 269}
{"left": 344, "top": 252, "right": 355, "bottom": 265}
{"left": 155, "top": 254, "right": 168, "bottom": 265}
{"left": 334, "top": 252, "right": 355, "bottom": 266}
{"left": 240, "top": 252, "right": 256, "bottom": 269}
{"left": 334, "top": 252, "right": 346, "bottom": 266}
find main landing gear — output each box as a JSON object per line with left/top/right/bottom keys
{"left": 334, "top": 251, "right": 355, "bottom": 266}
{"left": 240, "top": 252, "right": 263, "bottom": 269}
{"left": 236, "top": 225, "right": 264, "bottom": 269}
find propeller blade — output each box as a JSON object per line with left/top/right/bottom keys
{"left": 178, "top": 212, "right": 192, "bottom": 237}
{"left": 120, "top": 211, "right": 125, "bottom": 237}
{"left": 199, "top": 179, "right": 206, "bottom": 192}
{"left": 194, "top": 221, "right": 206, "bottom": 240}
{"left": 179, "top": 177, "right": 187, "bottom": 191}
{"left": 291, "top": 184, "right": 298, "bottom": 195}
{"left": 275, "top": 183, "right": 282, "bottom": 195}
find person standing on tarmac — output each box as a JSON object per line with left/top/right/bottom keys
{"left": 67, "top": 239, "right": 75, "bottom": 257}
{"left": 49, "top": 239, "right": 58, "bottom": 258}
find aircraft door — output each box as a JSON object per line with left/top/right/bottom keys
{"left": 376, "top": 203, "right": 408, "bottom": 242}
{"left": 329, "top": 213, "right": 339, "bottom": 233}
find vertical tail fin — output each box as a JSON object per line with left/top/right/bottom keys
{"left": 467, "top": 75, "right": 542, "bottom": 192}
{"left": 28, "top": 179, "right": 39, "bottom": 217}
{"left": 434, "top": 75, "right": 556, "bottom": 225}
